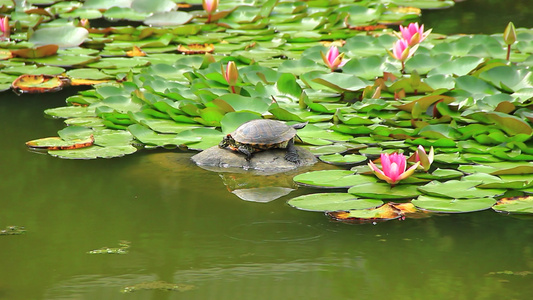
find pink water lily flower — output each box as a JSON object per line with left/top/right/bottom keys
{"left": 414, "top": 145, "right": 434, "bottom": 172}
{"left": 391, "top": 39, "right": 412, "bottom": 62}
{"left": 390, "top": 39, "right": 418, "bottom": 73}
{"left": 398, "top": 22, "right": 431, "bottom": 46}
{"left": 368, "top": 153, "right": 419, "bottom": 186}
{"left": 222, "top": 61, "right": 238, "bottom": 93}
{"left": 321, "top": 46, "right": 346, "bottom": 71}
{"left": 0, "top": 16, "right": 9, "bottom": 41}
{"left": 203, "top": 0, "right": 219, "bottom": 23}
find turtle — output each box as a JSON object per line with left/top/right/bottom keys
{"left": 219, "top": 119, "right": 308, "bottom": 163}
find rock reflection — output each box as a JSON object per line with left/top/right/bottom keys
{"left": 220, "top": 172, "right": 297, "bottom": 203}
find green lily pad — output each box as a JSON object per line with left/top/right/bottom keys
{"left": 144, "top": 11, "right": 193, "bottom": 26}
{"left": 418, "top": 180, "right": 506, "bottom": 198}
{"left": 29, "top": 26, "right": 89, "bottom": 48}
{"left": 318, "top": 153, "right": 367, "bottom": 165}
{"left": 287, "top": 193, "right": 383, "bottom": 212}
{"left": 412, "top": 195, "right": 496, "bottom": 213}
{"left": 293, "top": 170, "right": 376, "bottom": 188}
{"left": 128, "top": 124, "right": 200, "bottom": 147}
{"left": 176, "top": 128, "right": 226, "bottom": 151}
{"left": 493, "top": 196, "right": 533, "bottom": 214}
{"left": 49, "top": 145, "right": 137, "bottom": 159}
{"left": 348, "top": 182, "right": 422, "bottom": 200}
{"left": 414, "top": 168, "right": 464, "bottom": 180}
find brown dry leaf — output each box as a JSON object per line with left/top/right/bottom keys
{"left": 126, "top": 46, "right": 146, "bottom": 57}
{"left": 70, "top": 78, "right": 112, "bottom": 86}
{"left": 177, "top": 43, "right": 215, "bottom": 55}
{"left": 319, "top": 40, "right": 345, "bottom": 47}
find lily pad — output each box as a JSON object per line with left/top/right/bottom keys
{"left": 412, "top": 195, "right": 496, "bottom": 213}
{"left": 29, "top": 26, "right": 89, "bottom": 48}
{"left": 287, "top": 193, "right": 383, "bottom": 212}
{"left": 318, "top": 153, "right": 367, "bottom": 165}
{"left": 326, "top": 203, "right": 403, "bottom": 224}
{"left": 493, "top": 196, "right": 533, "bottom": 214}
{"left": 348, "top": 182, "right": 422, "bottom": 200}
{"left": 418, "top": 180, "right": 506, "bottom": 199}
{"left": 293, "top": 170, "right": 376, "bottom": 188}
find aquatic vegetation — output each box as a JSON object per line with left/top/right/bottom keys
{"left": 368, "top": 153, "right": 419, "bottom": 186}
{"left": 0, "top": 0, "right": 530, "bottom": 222}
{"left": 121, "top": 281, "right": 195, "bottom": 293}
{"left": 87, "top": 240, "right": 131, "bottom": 254}
{"left": 0, "top": 16, "right": 9, "bottom": 41}
{"left": 409, "top": 145, "right": 434, "bottom": 172}
{"left": 0, "top": 225, "right": 26, "bottom": 235}
{"left": 222, "top": 61, "right": 239, "bottom": 94}
{"left": 503, "top": 21, "right": 517, "bottom": 61}
{"left": 397, "top": 22, "right": 431, "bottom": 46}
{"left": 321, "top": 46, "right": 346, "bottom": 72}
{"left": 202, "top": 0, "right": 219, "bottom": 24}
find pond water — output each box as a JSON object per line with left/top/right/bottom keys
{"left": 2, "top": 2, "right": 533, "bottom": 300}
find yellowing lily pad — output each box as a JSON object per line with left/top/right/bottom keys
{"left": 326, "top": 203, "right": 403, "bottom": 224}
{"left": 11, "top": 74, "right": 70, "bottom": 94}
{"left": 493, "top": 196, "right": 533, "bottom": 214}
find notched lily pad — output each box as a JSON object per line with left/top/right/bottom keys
{"left": 493, "top": 196, "right": 533, "bottom": 214}
{"left": 287, "top": 193, "right": 383, "bottom": 212}
{"left": 11, "top": 74, "right": 70, "bottom": 94}
{"left": 412, "top": 195, "right": 496, "bottom": 213}
{"left": 318, "top": 153, "right": 367, "bottom": 165}
{"left": 293, "top": 170, "right": 376, "bottom": 188}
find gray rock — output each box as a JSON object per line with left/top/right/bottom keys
{"left": 191, "top": 146, "right": 317, "bottom": 175}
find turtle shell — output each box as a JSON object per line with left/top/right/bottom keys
{"left": 231, "top": 119, "right": 297, "bottom": 147}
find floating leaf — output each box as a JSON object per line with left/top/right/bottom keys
{"left": 29, "top": 26, "right": 89, "bottom": 48}
{"left": 348, "top": 182, "right": 421, "bottom": 200}
{"left": 144, "top": 11, "right": 193, "bottom": 26}
{"left": 326, "top": 203, "right": 403, "bottom": 224}
{"left": 493, "top": 196, "right": 533, "bottom": 214}
{"left": 418, "top": 180, "right": 506, "bottom": 199}
{"left": 287, "top": 193, "right": 383, "bottom": 212}
{"left": 11, "top": 74, "right": 69, "bottom": 94}
{"left": 319, "top": 153, "right": 367, "bottom": 165}
{"left": 293, "top": 170, "right": 376, "bottom": 188}
{"left": 412, "top": 195, "right": 496, "bottom": 213}
{"left": 10, "top": 45, "right": 59, "bottom": 58}
{"left": 26, "top": 134, "right": 94, "bottom": 150}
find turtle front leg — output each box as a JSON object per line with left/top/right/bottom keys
{"left": 237, "top": 145, "right": 253, "bottom": 162}
{"left": 284, "top": 139, "right": 300, "bottom": 164}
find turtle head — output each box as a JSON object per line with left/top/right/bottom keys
{"left": 219, "top": 134, "right": 235, "bottom": 149}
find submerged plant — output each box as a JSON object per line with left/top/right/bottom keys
{"left": 368, "top": 153, "right": 419, "bottom": 186}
